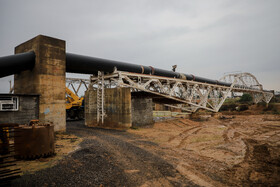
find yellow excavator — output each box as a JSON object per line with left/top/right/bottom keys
{"left": 66, "top": 87, "right": 84, "bottom": 120}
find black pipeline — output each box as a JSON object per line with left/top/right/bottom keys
{"left": 0, "top": 51, "right": 35, "bottom": 78}
{"left": 66, "top": 53, "right": 231, "bottom": 87}
{"left": 0, "top": 51, "right": 231, "bottom": 87}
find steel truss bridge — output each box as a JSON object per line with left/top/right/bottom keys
{"left": 66, "top": 78, "right": 90, "bottom": 96}
{"left": 89, "top": 70, "right": 274, "bottom": 113}
{"left": 0, "top": 50, "right": 274, "bottom": 113}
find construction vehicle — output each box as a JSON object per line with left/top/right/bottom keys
{"left": 66, "top": 87, "right": 84, "bottom": 120}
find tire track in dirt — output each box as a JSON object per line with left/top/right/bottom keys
{"left": 168, "top": 126, "right": 202, "bottom": 142}
{"left": 167, "top": 126, "right": 203, "bottom": 148}
{"left": 226, "top": 138, "right": 280, "bottom": 186}
{"left": 164, "top": 148, "right": 230, "bottom": 187}
{"left": 177, "top": 128, "right": 203, "bottom": 148}
{"left": 69, "top": 122, "right": 198, "bottom": 186}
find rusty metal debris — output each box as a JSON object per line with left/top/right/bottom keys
{"left": 14, "top": 121, "right": 55, "bottom": 159}
{"left": 0, "top": 123, "right": 21, "bottom": 186}
{"left": 0, "top": 121, "right": 55, "bottom": 185}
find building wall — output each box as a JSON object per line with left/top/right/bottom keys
{"left": 0, "top": 94, "right": 39, "bottom": 124}
{"left": 132, "top": 97, "right": 154, "bottom": 127}
{"left": 85, "top": 87, "right": 132, "bottom": 129}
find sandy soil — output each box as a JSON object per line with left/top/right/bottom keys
{"left": 10, "top": 114, "right": 280, "bottom": 186}
{"left": 128, "top": 114, "right": 280, "bottom": 186}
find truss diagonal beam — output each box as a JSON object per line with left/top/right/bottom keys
{"left": 89, "top": 71, "right": 274, "bottom": 113}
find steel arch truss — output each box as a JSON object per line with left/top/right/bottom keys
{"left": 220, "top": 72, "right": 274, "bottom": 104}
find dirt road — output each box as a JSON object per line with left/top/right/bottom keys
{"left": 13, "top": 114, "right": 280, "bottom": 186}
{"left": 13, "top": 121, "right": 197, "bottom": 186}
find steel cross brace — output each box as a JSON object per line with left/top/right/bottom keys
{"left": 89, "top": 71, "right": 274, "bottom": 113}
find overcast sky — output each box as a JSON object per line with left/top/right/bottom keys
{"left": 0, "top": 0, "right": 279, "bottom": 93}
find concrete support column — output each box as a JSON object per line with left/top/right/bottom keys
{"left": 85, "top": 87, "right": 132, "bottom": 129}
{"left": 132, "top": 97, "right": 154, "bottom": 127}
{"left": 14, "top": 35, "right": 66, "bottom": 131}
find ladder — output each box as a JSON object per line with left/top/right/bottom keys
{"left": 97, "top": 71, "right": 105, "bottom": 124}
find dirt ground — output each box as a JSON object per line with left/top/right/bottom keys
{"left": 11, "top": 113, "right": 280, "bottom": 186}
{"left": 128, "top": 114, "right": 280, "bottom": 186}
{"left": 8, "top": 131, "right": 82, "bottom": 175}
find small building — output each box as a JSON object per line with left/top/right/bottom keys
{"left": 0, "top": 94, "right": 39, "bottom": 124}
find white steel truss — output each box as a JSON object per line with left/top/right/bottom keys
{"left": 220, "top": 72, "right": 274, "bottom": 104}
{"left": 90, "top": 71, "right": 274, "bottom": 113}
{"left": 66, "top": 78, "right": 90, "bottom": 97}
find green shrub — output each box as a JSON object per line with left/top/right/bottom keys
{"left": 220, "top": 103, "right": 237, "bottom": 111}
{"left": 263, "top": 105, "right": 273, "bottom": 111}
{"left": 272, "top": 108, "right": 280, "bottom": 114}
{"left": 239, "top": 93, "right": 253, "bottom": 103}
{"left": 237, "top": 104, "right": 249, "bottom": 111}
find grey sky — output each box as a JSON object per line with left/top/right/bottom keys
{"left": 0, "top": 0, "right": 279, "bottom": 93}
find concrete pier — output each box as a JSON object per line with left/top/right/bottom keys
{"left": 85, "top": 87, "right": 132, "bottom": 129}
{"left": 14, "top": 35, "right": 66, "bottom": 131}
{"left": 132, "top": 97, "right": 154, "bottom": 127}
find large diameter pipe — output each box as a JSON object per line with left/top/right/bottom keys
{"left": 0, "top": 51, "right": 35, "bottom": 78}
{"left": 66, "top": 53, "right": 152, "bottom": 75}
{"left": 66, "top": 53, "right": 231, "bottom": 87}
